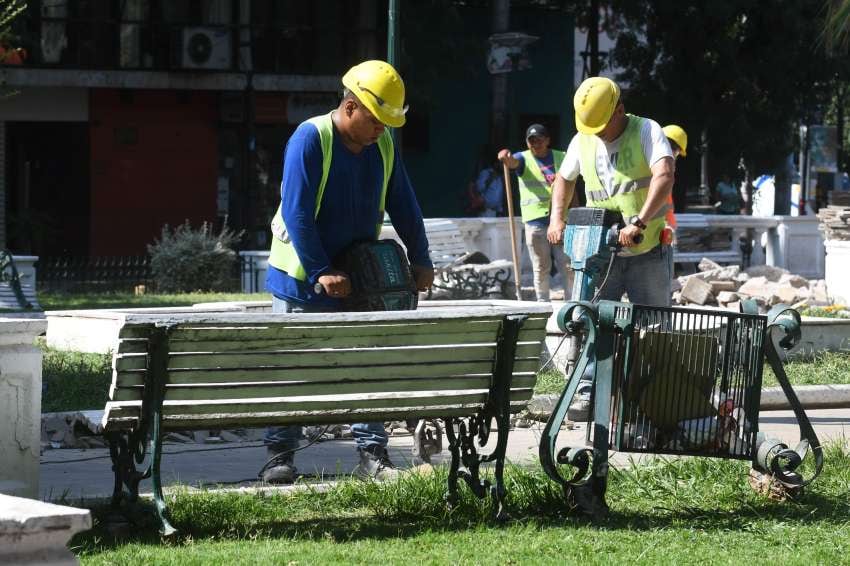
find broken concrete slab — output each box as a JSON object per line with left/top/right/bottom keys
{"left": 0, "top": 494, "right": 91, "bottom": 565}
{"left": 745, "top": 264, "right": 789, "bottom": 282}
{"left": 681, "top": 277, "right": 714, "bottom": 305}
{"left": 710, "top": 280, "right": 737, "bottom": 294}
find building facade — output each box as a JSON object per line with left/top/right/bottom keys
{"left": 1, "top": 1, "right": 575, "bottom": 257}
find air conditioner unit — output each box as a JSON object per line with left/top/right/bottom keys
{"left": 181, "top": 27, "right": 232, "bottom": 70}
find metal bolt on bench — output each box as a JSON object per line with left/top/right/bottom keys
{"left": 539, "top": 299, "right": 824, "bottom": 518}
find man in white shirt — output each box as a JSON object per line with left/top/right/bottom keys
{"left": 547, "top": 76, "right": 676, "bottom": 421}
{"left": 548, "top": 76, "right": 675, "bottom": 306}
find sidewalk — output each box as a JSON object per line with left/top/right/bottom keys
{"left": 40, "top": 408, "right": 850, "bottom": 502}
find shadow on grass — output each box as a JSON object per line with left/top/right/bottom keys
{"left": 71, "top": 452, "right": 850, "bottom": 556}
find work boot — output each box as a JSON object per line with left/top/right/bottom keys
{"left": 355, "top": 446, "right": 400, "bottom": 481}
{"left": 261, "top": 450, "right": 297, "bottom": 484}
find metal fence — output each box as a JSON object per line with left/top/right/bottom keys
{"left": 38, "top": 256, "right": 153, "bottom": 293}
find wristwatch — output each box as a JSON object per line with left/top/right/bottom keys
{"left": 628, "top": 215, "right": 647, "bottom": 230}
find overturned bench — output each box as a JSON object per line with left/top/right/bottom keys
{"left": 100, "top": 301, "right": 551, "bottom": 533}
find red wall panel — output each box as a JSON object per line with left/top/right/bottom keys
{"left": 89, "top": 89, "right": 217, "bottom": 255}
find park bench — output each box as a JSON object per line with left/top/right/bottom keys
{"left": 98, "top": 301, "right": 552, "bottom": 534}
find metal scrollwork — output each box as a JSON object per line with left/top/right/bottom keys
{"left": 431, "top": 266, "right": 511, "bottom": 299}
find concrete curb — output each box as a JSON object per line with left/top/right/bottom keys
{"left": 527, "top": 384, "right": 850, "bottom": 418}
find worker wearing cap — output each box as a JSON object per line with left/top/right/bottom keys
{"left": 263, "top": 60, "right": 434, "bottom": 483}
{"left": 662, "top": 124, "right": 687, "bottom": 273}
{"left": 662, "top": 124, "right": 688, "bottom": 230}
{"left": 497, "top": 124, "right": 572, "bottom": 301}
{"left": 549, "top": 76, "right": 675, "bottom": 420}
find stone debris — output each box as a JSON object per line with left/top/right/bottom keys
{"left": 817, "top": 205, "right": 850, "bottom": 241}
{"left": 673, "top": 260, "right": 834, "bottom": 311}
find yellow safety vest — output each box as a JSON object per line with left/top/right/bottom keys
{"left": 517, "top": 149, "right": 565, "bottom": 223}
{"left": 268, "top": 112, "right": 394, "bottom": 281}
{"left": 578, "top": 114, "right": 666, "bottom": 255}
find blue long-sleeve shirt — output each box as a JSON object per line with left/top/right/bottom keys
{"left": 265, "top": 118, "right": 432, "bottom": 306}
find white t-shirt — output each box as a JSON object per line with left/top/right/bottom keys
{"left": 559, "top": 117, "right": 672, "bottom": 198}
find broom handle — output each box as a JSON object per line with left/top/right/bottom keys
{"left": 502, "top": 161, "right": 523, "bottom": 301}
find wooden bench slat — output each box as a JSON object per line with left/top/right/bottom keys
{"left": 167, "top": 318, "right": 503, "bottom": 341}
{"left": 110, "top": 374, "right": 538, "bottom": 402}
{"left": 101, "top": 393, "right": 534, "bottom": 430}
{"left": 118, "top": 344, "right": 498, "bottom": 371}
{"left": 164, "top": 330, "right": 500, "bottom": 352}
{"left": 111, "top": 358, "right": 542, "bottom": 389}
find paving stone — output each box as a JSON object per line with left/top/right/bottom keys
{"left": 717, "top": 291, "right": 739, "bottom": 304}
{"left": 681, "top": 276, "right": 714, "bottom": 305}
{"left": 744, "top": 264, "right": 789, "bottom": 282}
{"left": 710, "top": 280, "right": 738, "bottom": 294}
{"left": 698, "top": 258, "right": 722, "bottom": 272}
{"left": 779, "top": 273, "right": 810, "bottom": 288}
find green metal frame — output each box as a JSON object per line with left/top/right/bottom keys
{"left": 107, "top": 316, "right": 527, "bottom": 533}
{"left": 540, "top": 300, "right": 823, "bottom": 518}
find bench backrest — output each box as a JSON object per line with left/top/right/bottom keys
{"left": 101, "top": 303, "right": 551, "bottom": 433}
{"left": 423, "top": 220, "right": 469, "bottom": 269}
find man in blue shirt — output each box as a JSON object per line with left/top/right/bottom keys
{"left": 498, "top": 124, "right": 571, "bottom": 301}
{"left": 262, "top": 60, "right": 434, "bottom": 483}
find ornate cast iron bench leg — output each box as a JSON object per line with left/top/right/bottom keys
{"left": 444, "top": 315, "right": 524, "bottom": 520}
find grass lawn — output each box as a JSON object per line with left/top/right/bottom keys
{"left": 38, "top": 291, "right": 272, "bottom": 311}
{"left": 533, "top": 351, "right": 850, "bottom": 396}
{"left": 73, "top": 443, "right": 850, "bottom": 565}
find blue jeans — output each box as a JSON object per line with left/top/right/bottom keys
{"left": 264, "top": 296, "right": 389, "bottom": 453}
{"left": 594, "top": 244, "right": 673, "bottom": 306}
{"left": 577, "top": 245, "right": 673, "bottom": 394}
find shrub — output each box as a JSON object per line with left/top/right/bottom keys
{"left": 147, "top": 220, "right": 243, "bottom": 293}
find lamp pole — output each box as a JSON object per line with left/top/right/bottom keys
{"left": 387, "top": 0, "right": 400, "bottom": 145}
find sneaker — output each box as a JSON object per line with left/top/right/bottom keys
{"left": 567, "top": 392, "right": 592, "bottom": 422}
{"left": 261, "top": 450, "right": 297, "bottom": 484}
{"left": 355, "top": 446, "right": 400, "bottom": 481}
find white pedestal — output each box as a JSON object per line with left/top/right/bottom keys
{"left": 0, "top": 318, "right": 47, "bottom": 499}
{"left": 0, "top": 494, "right": 91, "bottom": 565}
{"left": 825, "top": 240, "right": 850, "bottom": 305}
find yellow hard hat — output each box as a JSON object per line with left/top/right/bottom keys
{"left": 341, "top": 60, "right": 408, "bottom": 128}
{"left": 573, "top": 76, "right": 621, "bottom": 134}
{"left": 662, "top": 124, "right": 688, "bottom": 157}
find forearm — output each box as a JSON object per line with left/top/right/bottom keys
{"left": 550, "top": 174, "right": 575, "bottom": 223}
{"left": 638, "top": 158, "right": 674, "bottom": 223}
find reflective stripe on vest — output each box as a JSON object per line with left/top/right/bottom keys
{"left": 268, "top": 112, "right": 395, "bottom": 281}
{"left": 517, "top": 149, "right": 565, "bottom": 222}
{"left": 578, "top": 114, "right": 662, "bottom": 255}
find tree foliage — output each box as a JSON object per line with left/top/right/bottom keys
{"left": 602, "top": 0, "right": 847, "bottom": 180}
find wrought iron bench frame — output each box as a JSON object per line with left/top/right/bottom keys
{"left": 98, "top": 303, "right": 551, "bottom": 534}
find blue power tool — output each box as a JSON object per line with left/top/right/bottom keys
{"left": 563, "top": 207, "right": 639, "bottom": 302}
{"left": 560, "top": 207, "right": 641, "bottom": 376}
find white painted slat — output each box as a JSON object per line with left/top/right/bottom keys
{"left": 166, "top": 332, "right": 494, "bottom": 352}
{"left": 110, "top": 373, "right": 538, "bottom": 402}
{"left": 168, "top": 318, "right": 505, "bottom": 342}
{"left": 165, "top": 343, "right": 497, "bottom": 370}
{"left": 102, "top": 395, "right": 534, "bottom": 432}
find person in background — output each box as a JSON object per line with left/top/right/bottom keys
{"left": 498, "top": 124, "right": 572, "bottom": 301}
{"left": 662, "top": 124, "right": 688, "bottom": 273}
{"left": 715, "top": 174, "right": 742, "bottom": 214}
{"left": 262, "top": 60, "right": 434, "bottom": 484}
{"left": 467, "top": 150, "right": 505, "bottom": 217}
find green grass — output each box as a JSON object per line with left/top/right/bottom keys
{"left": 73, "top": 443, "right": 850, "bottom": 565}
{"left": 40, "top": 340, "right": 112, "bottom": 413}
{"left": 760, "top": 351, "right": 850, "bottom": 388}
{"left": 534, "top": 352, "right": 850, "bottom": 396}
{"left": 799, "top": 306, "right": 850, "bottom": 319}
{"left": 38, "top": 291, "right": 271, "bottom": 311}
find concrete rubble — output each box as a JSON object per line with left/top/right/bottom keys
{"left": 672, "top": 259, "right": 834, "bottom": 311}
